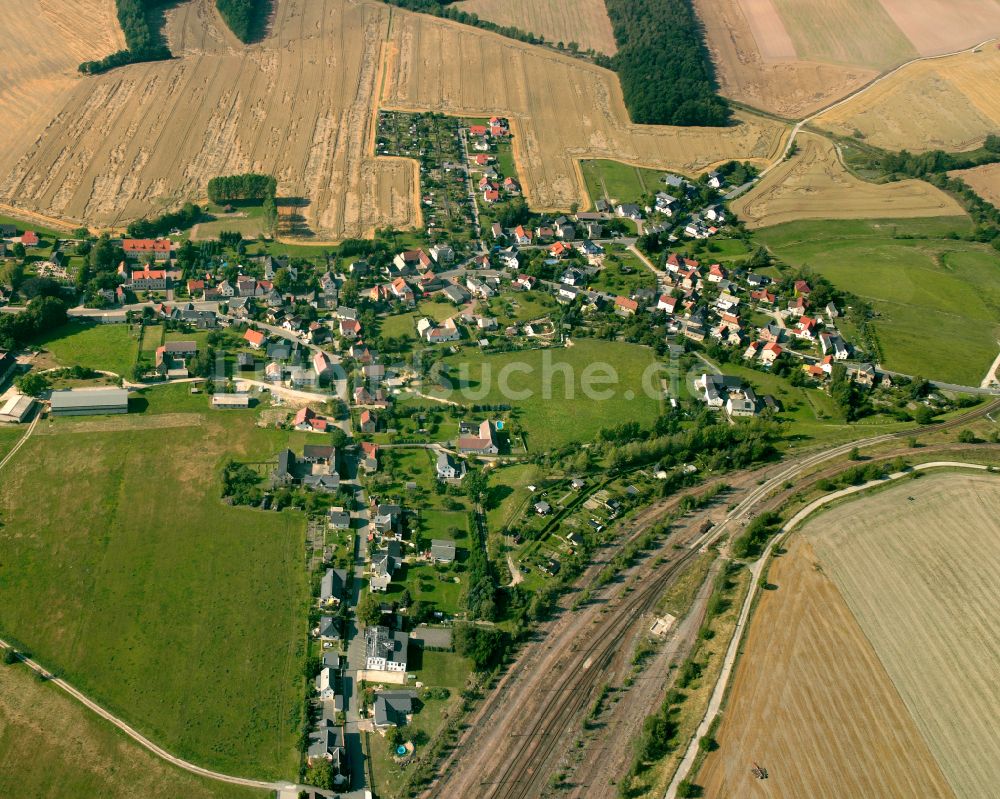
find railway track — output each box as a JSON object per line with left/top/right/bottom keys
{"left": 430, "top": 398, "right": 1000, "bottom": 798}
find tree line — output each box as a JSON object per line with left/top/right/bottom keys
{"left": 0, "top": 296, "right": 68, "bottom": 351}
{"left": 604, "top": 0, "right": 730, "bottom": 126}
{"left": 79, "top": 0, "right": 171, "bottom": 75}
{"left": 207, "top": 174, "right": 278, "bottom": 203}
{"left": 127, "top": 202, "right": 202, "bottom": 238}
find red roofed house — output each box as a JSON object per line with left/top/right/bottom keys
{"left": 130, "top": 269, "right": 168, "bottom": 291}
{"left": 615, "top": 296, "right": 639, "bottom": 316}
{"left": 794, "top": 280, "right": 812, "bottom": 296}
{"left": 708, "top": 263, "right": 726, "bottom": 283}
{"left": 666, "top": 253, "right": 699, "bottom": 274}
{"left": 469, "top": 125, "right": 489, "bottom": 137}
{"left": 360, "top": 440, "right": 379, "bottom": 472}
{"left": 475, "top": 154, "right": 491, "bottom": 166}
{"left": 293, "top": 406, "right": 328, "bottom": 432}
{"left": 187, "top": 279, "right": 205, "bottom": 295}
{"left": 20, "top": 231, "right": 39, "bottom": 247}
{"left": 760, "top": 342, "right": 782, "bottom": 365}
{"left": 657, "top": 294, "right": 678, "bottom": 314}
{"left": 340, "top": 318, "right": 362, "bottom": 339}
{"left": 122, "top": 238, "right": 172, "bottom": 261}
{"left": 751, "top": 289, "right": 776, "bottom": 305}
{"left": 458, "top": 420, "right": 498, "bottom": 455}
{"left": 484, "top": 190, "right": 500, "bottom": 204}
{"left": 244, "top": 328, "right": 266, "bottom": 349}
{"left": 796, "top": 316, "right": 818, "bottom": 340}
{"left": 513, "top": 225, "right": 532, "bottom": 245}
{"left": 312, "top": 351, "right": 333, "bottom": 378}
{"left": 549, "top": 241, "right": 569, "bottom": 258}
{"left": 359, "top": 409, "right": 377, "bottom": 434}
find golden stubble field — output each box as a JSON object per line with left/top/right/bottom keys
{"left": 804, "top": 473, "right": 1000, "bottom": 799}
{"left": 695, "top": 0, "right": 1000, "bottom": 119}
{"left": 698, "top": 535, "right": 956, "bottom": 799}
{"left": 816, "top": 46, "right": 1000, "bottom": 152}
{"left": 381, "top": 8, "right": 787, "bottom": 212}
{"left": 731, "top": 133, "right": 964, "bottom": 228}
{"left": 0, "top": 0, "right": 790, "bottom": 232}
{"left": 950, "top": 162, "right": 1000, "bottom": 205}
{"left": 0, "top": 0, "right": 125, "bottom": 158}
{"left": 458, "top": 0, "right": 617, "bottom": 55}
{"left": 0, "top": 0, "right": 419, "bottom": 239}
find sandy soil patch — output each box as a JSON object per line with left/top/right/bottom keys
{"left": 737, "top": 0, "right": 795, "bottom": 59}
{"left": 459, "top": 0, "right": 618, "bottom": 56}
{"left": 698, "top": 535, "right": 955, "bottom": 799}
{"left": 803, "top": 473, "right": 1000, "bottom": 799}
{"left": 732, "top": 133, "right": 964, "bottom": 228}
{"left": 949, "top": 161, "right": 1000, "bottom": 205}
{"left": 382, "top": 8, "right": 788, "bottom": 212}
{"left": 816, "top": 46, "right": 1000, "bottom": 151}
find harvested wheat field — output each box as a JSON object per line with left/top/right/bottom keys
{"left": 0, "top": 0, "right": 418, "bottom": 239}
{"left": 693, "top": 0, "right": 876, "bottom": 119}
{"left": 816, "top": 47, "right": 1000, "bottom": 151}
{"left": 950, "top": 162, "right": 1000, "bottom": 205}
{"left": 803, "top": 473, "right": 1000, "bottom": 799}
{"left": 698, "top": 535, "right": 955, "bottom": 799}
{"left": 459, "top": 0, "right": 617, "bottom": 56}
{"left": 0, "top": 0, "right": 124, "bottom": 158}
{"left": 732, "top": 133, "right": 963, "bottom": 228}
{"left": 382, "top": 9, "right": 787, "bottom": 212}
{"left": 695, "top": 0, "right": 1000, "bottom": 119}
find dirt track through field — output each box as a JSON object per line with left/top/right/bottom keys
{"left": 697, "top": 0, "right": 1000, "bottom": 120}
{"left": 815, "top": 45, "right": 1000, "bottom": 151}
{"left": 698, "top": 534, "right": 956, "bottom": 799}
{"left": 804, "top": 473, "right": 1000, "bottom": 799}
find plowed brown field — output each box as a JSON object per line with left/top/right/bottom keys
{"left": 459, "top": 0, "right": 618, "bottom": 55}
{"left": 731, "top": 133, "right": 964, "bottom": 228}
{"left": 382, "top": 9, "right": 787, "bottom": 212}
{"left": 804, "top": 473, "right": 1000, "bottom": 799}
{"left": 698, "top": 535, "right": 956, "bottom": 799}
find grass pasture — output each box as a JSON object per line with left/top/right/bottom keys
{"left": 0, "top": 663, "right": 263, "bottom": 799}
{"left": 0, "top": 391, "right": 309, "bottom": 779}
{"left": 580, "top": 159, "right": 666, "bottom": 207}
{"left": 432, "top": 339, "right": 664, "bottom": 450}
{"left": 35, "top": 321, "right": 140, "bottom": 377}
{"left": 803, "top": 473, "right": 1000, "bottom": 799}
{"left": 698, "top": 534, "right": 955, "bottom": 798}
{"left": 757, "top": 216, "right": 1000, "bottom": 385}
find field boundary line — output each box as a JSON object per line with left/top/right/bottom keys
{"left": 667, "top": 459, "right": 996, "bottom": 797}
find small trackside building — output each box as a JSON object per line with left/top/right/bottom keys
{"left": 49, "top": 387, "right": 129, "bottom": 416}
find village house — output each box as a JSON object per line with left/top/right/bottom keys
{"left": 457, "top": 419, "right": 498, "bottom": 455}
{"left": 372, "top": 691, "right": 416, "bottom": 730}
{"left": 365, "top": 625, "right": 408, "bottom": 672}
{"left": 122, "top": 238, "right": 172, "bottom": 261}
{"left": 436, "top": 451, "right": 466, "bottom": 480}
